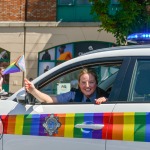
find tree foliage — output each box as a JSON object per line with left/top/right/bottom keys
{"left": 90, "top": 0, "right": 150, "bottom": 45}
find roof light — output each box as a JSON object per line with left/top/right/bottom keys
{"left": 127, "top": 33, "right": 150, "bottom": 44}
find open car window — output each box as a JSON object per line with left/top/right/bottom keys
{"left": 38, "top": 63, "right": 121, "bottom": 103}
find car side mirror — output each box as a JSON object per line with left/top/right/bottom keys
{"left": 16, "top": 90, "right": 26, "bottom": 105}
{"left": 16, "top": 90, "right": 36, "bottom": 105}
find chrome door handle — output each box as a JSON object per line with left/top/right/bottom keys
{"left": 75, "top": 124, "right": 104, "bottom": 130}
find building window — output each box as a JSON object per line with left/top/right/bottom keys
{"left": 38, "top": 41, "right": 116, "bottom": 76}
{"left": 58, "top": 0, "right": 74, "bottom": 5}
{"left": 57, "top": 0, "right": 95, "bottom": 22}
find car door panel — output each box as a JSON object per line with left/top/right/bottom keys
{"left": 0, "top": 102, "right": 115, "bottom": 150}
{"left": 105, "top": 57, "right": 150, "bottom": 149}
{"left": 106, "top": 103, "right": 150, "bottom": 150}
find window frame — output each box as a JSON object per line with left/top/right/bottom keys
{"left": 119, "top": 56, "right": 150, "bottom": 103}
{"left": 128, "top": 58, "right": 150, "bottom": 102}
{"left": 57, "top": 0, "right": 95, "bottom": 22}
{"left": 30, "top": 56, "right": 129, "bottom": 104}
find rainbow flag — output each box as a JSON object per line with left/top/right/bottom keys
{"left": 2, "top": 55, "right": 26, "bottom": 75}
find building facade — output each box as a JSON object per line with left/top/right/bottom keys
{"left": 0, "top": 0, "right": 116, "bottom": 93}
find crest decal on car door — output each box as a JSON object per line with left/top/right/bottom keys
{"left": 43, "top": 114, "right": 61, "bottom": 136}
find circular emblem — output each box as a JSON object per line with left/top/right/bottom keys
{"left": 43, "top": 114, "right": 61, "bottom": 136}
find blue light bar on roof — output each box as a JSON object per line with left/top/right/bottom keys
{"left": 127, "top": 33, "right": 150, "bottom": 41}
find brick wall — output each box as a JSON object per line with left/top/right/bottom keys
{"left": 0, "top": 0, "right": 56, "bottom": 21}
{"left": 27, "top": 0, "right": 56, "bottom": 21}
{"left": 0, "top": 0, "right": 25, "bottom": 21}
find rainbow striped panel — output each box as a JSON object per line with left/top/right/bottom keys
{"left": 0, "top": 112, "right": 150, "bottom": 142}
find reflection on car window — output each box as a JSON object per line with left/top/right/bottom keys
{"left": 40, "top": 64, "right": 121, "bottom": 99}
{"left": 40, "top": 70, "right": 81, "bottom": 96}
{"left": 98, "top": 66, "right": 119, "bottom": 94}
{"left": 128, "top": 60, "right": 150, "bottom": 102}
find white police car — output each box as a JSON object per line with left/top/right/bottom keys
{"left": 1, "top": 45, "right": 150, "bottom": 150}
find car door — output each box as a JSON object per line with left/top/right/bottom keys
{"left": 1, "top": 57, "right": 129, "bottom": 150}
{"left": 2, "top": 104, "right": 115, "bottom": 150}
{"left": 106, "top": 57, "right": 150, "bottom": 150}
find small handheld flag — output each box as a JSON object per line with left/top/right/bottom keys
{"left": 2, "top": 55, "right": 26, "bottom": 75}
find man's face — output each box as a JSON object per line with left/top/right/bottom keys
{"left": 78, "top": 73, "right": 97, "bottom": 98}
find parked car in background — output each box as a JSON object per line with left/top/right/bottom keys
{"left": 1, "top": 45, "right": 150, "bottom": 150}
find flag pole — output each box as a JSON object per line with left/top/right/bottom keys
{"left": 23, "top": 24, "right": 26, "bottom": 85}
{"left": 24, "top": 25, "right": 27, "bottom": 104}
